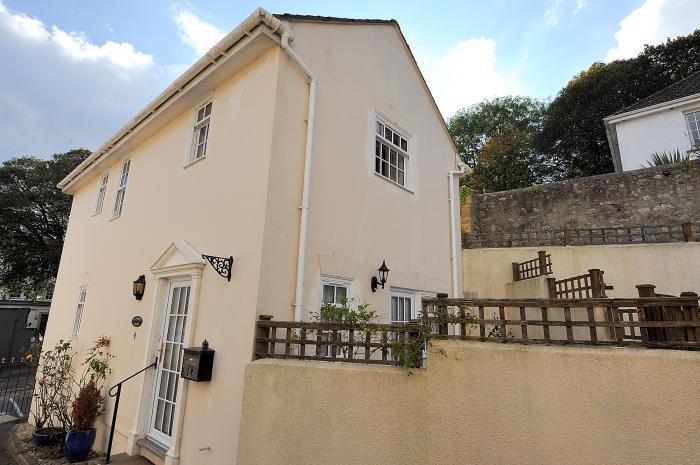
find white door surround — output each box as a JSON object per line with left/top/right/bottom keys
{"left": 125, "top": 241, "right": 205, "bottom": 465}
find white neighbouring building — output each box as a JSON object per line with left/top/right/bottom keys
{"left": 44, "top": 9, "right": 465, "bottom": 465}
{"left": 604, "top": 71, "right": 700, "bottom": 171}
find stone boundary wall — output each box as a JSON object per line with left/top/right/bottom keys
{"left": 237, "top": 341, "right": 700, "bottom": 465}
{"left": 469, "top": 160, "right": 700, "bottom": 239}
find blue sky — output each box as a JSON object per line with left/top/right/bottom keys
{"left": 0, "top": 0, "right": 696, "bottom": 160}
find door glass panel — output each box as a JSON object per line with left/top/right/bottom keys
{"left": 151, "top": 283, "right": 190, "bottom": 439}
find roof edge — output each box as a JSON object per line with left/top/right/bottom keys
{"left": 604, "top": 92, "right": 700, "bottom": 124}
{"left": 274, "top": 13, "right": 397, "bottom": 25}
{"left": 58, "top": 7, "right": 290, "bottom": 192}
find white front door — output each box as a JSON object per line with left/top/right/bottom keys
{"left": 147, "top": 280, "right": 191, "bottom": 446}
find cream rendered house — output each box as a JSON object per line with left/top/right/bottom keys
{"left": 45, "top": 9, "right": 463, "bottom": 465}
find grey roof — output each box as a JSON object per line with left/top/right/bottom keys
{"left": 614, "top": 71, "right": 700, "bottom": 115}
{"left": 274, "top": 14, "right": 396, "bottom": 25}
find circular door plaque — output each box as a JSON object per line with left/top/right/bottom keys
{"left": 131, "top": 316, "right": 143, "bottom": 327}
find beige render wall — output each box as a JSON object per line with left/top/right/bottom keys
{"left": 255, "top": 48, "right": 308, "bottom": 321}
{"left": 43, "top": 46, "right": 283, "bottom": 464}
{"left": 284, "top": 21, "right": 458, "bottom": 322}
{"left": 238, "top": 340, "right": 700, "bottom": 465}
{"left": 464, "top": 242, "right": 700, "bottom": 298}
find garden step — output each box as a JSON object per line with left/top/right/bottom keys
{"left": 107, "top": 453, "right": 154, "bottom": 464}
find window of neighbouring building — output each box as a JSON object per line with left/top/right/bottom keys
{"left": 375, "top": 117, "right": 410, "bottom": 188}
{"left": 686, "top": 110, "right": 700, "bottom": 148}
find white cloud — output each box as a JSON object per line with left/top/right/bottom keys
{"left": 0, "top": 1, "right": 172, "bottom": 159}
{"left": 545, "top": 0, "right": 589, "bottom": 26}
{"left": 573, "top": 0, "right": 588, "bottom": 16}
{"left": 172, "top": 9, "right": 224, "bottom": 56}
{"left": 544, "top": 0, "right": 563, "bottom": 27}
{"left": 606, "top": 0, "right": 697, "bottom": 62}
{"left": 423, "top": 38, "right": 523, "bottom": 118}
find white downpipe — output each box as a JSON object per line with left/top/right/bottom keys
{"left": 448, "top": 156, "right": 469, "bottom": 298}
{"left": 280, "top": 34, "right": 317, "bottom": 322}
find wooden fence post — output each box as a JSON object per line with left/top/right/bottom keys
{"left": 588, "top": 269, "right": 604, "bottom": 298}
{"left": 546, "top": 278, "right": 557, "bottom": 299}
{"left": 436, "top": 293, "right": 449, "bottom": 336}
{"left": 538, "top": 250, "right": 548, "bottom": 276}
{"left": 680, "top": 292, "right": 700, "bottom": 342}
{"left": 512, "top": 262, "right": 520, "bottom": 282}
{"left": 255, "top": 315, "right": 273, "bottom": 358}
{"left": 636, "top": 284, "right": 655, "bottom": 342}
{"left": 682, "top": 222, "right": 693, "bottom": 242}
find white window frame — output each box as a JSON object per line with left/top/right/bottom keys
{"left": 390, "top": 289, "right": 416, "bottom": 325}
{"left": 684, "top": 109, "right": 700, "bottom": 149}
{"left": 112, "top": 159, "right": 130, "bottom": 219}
{"left": 320, "top": 276, "right": 353, "bottom": 308}
{"left": 187, "top": 100, "right": 213, "bottom": 165}
{"left": 319, "top": 276, "right": 353, "bottom": 358}
{"left": 374, "top": 115, "right": 412, "bottom": 190}
{"left": 71, "top": 286, "right": 87, "bottom": 337}
{"left": 94, "top": 173, "right": 109, "bottom": 215}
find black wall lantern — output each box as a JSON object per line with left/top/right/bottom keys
{"left": 371, "top": 260, "right": 390, "bottom": 292}
{"left": 132, "top": 275, "right": 146, "bottom": 301}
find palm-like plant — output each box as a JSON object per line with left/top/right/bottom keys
{"left": 645, "top": 148, "right": 688, "bottom": 167}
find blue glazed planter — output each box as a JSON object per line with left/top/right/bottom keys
{"left": 64, "top": 428, "right": 96, "bottom": 463}
{"left": 32, "top": 427, "right": 64, "bottom": 447}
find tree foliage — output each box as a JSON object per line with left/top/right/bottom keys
{"left": 447, "top": 96, "right": 553, "bottom": 192}
{"left": 0, "top": 149, "right": 89, "bottom": 296}
{"left": 538, "top": 30, "right": 700, "bottom": 178}
{"left": 448, "top": 29, "right": 700, "bottom": 190}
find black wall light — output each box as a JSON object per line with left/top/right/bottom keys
{"left": 133, "top": 275, "right": 146, "bottom": 301}
{"left": 370, "top": 260, "right": 390, "bottom": 292}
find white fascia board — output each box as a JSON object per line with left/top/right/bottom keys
{"left": 604, "top": 93, "right": 700, "bottom": 125}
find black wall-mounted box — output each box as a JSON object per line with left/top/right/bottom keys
{"left": 181, "top": 340, "right": 214, "bottom": 382}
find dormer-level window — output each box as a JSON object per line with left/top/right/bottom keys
{"left": 189, "top": 101, "right": 212, "bottom": 163}
{"left": 375, "top": 118, "right": 409, "bottom": 188}
{"left": 112, "top": 159, "right": 130, "bottom": 218}
{"left": 94, "top": 173, "right": 109, "bottom": 215}
{"left": 686, "top": 110, "right": 700, "bottom": 148}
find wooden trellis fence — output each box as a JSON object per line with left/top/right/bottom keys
{"left": 512, "top": 250, "right": 552, "bottom": 281}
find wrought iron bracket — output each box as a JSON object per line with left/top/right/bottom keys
{"left": 202, "top": 254, "right": 234, "bottom": 281}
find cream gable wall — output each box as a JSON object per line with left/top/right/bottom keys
{"left": 274, "top": 21, "right": 458, "bottom": 322}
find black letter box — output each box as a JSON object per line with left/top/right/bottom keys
{"left": 181, "top": 340, "right": 214, "bottom": 382}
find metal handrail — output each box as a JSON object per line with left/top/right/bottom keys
{"left": 106, "top": 358, "right": 157, "bottom": 463}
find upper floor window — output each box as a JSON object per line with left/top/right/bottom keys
{"left": 112, "top": 159, "right": 130, "bottom": 218}
{"left": 685, "top": 110, "right": 700, "bottom": 148}
{"left": 71, "top": 286, "right": 87, "bottom": 337}
{"left": 94, "top": 173, "right": 109, "bottom": 215}
{"left": 189, "top": 101, "right": 212, "bottom": 163}
{"left": 375, "top": 118, "right": 409, "bottom": 188}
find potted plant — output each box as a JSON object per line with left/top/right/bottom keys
{"left": 64, "top": 380, "right": 103, "bottom": 462}
{"left": 31, "top": 340, "right": 74, "bottom": 447}
{"left": 64, "top": 336, "right": 113, "bottom": 462}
